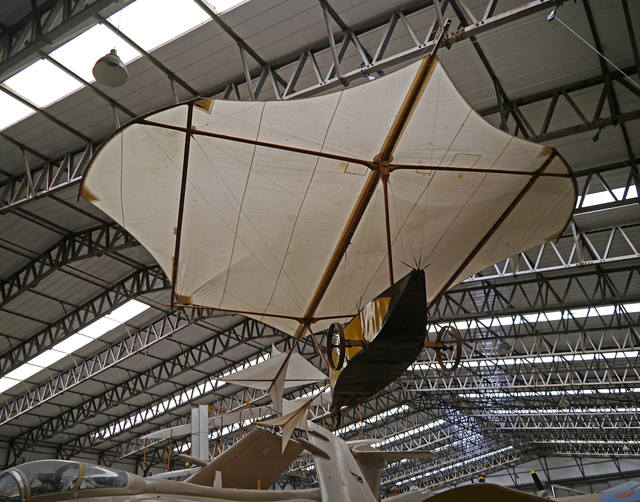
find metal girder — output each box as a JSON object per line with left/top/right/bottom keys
{"left": 3, "top": 316, "right": 275, "bottom": 467}
{"left": 0, "top": 0, "right": 124, "bottom": 82}
{"left": 0, "top": 222, "right": 138, "bottom": 309}
{"left": 205, "top": 0, "right": 562, "bottom": 101}
{"left": 0, "top": 144, "right": 94, "bottom": 212}
{"left": 466, "top": 222, "right": 640, "bottom": 282}
{"left": 478, "top": 64, "right": 640, "bottom": 143}
{"left": 574, "top": 160, "right": 640, "bottom": 214}
{"left": 471, "top": 410, "right": 640, "bottom": 432}
{"left": 431, "top": 260, "right": 640, "bottom": 320}
{"left": 0, "top": 307, "right": 222, "bottom": 427}
{"left": 527, "top": 439, "right": 640, "bottom": 457}
{"left": 0, "top": 265, "right": 169, "bottom": 376}
{"left": 384, "top": 448, "right": 521, "bottom": 490}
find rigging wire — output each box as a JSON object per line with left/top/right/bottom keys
{"left": 554, "top": 15, "right": 640, "bottom": 92}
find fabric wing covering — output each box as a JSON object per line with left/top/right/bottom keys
{"left": 80, "top": 57, "right": 576, "bottom": 336}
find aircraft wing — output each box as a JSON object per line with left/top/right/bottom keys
{"left": 428, "top": 484, "right": 549, "bottom": 502}
{"left": 131, "top": 493, "right": 319, "bottom": 502}
{"left": 81, "top": 56, "right": 575, "bottom": 335}
{"left": 353, "top": 451, "right": 437, "bottom": 461}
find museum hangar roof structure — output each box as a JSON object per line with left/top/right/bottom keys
{"left": 0, "top": 0, "right": 639, "bottom": 493}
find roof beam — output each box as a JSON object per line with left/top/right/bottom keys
{"left": 3, "top": 309, "right": 246, "bottom": 464}
{"left": 465, "top": 222, "right": 640, "bottom": 282}
{"left": 0, "top": 85, "right": 92, "bottom": 143}
{"left": 0, "top": 222, "right": 138, "bottom": 310}
{"left": 0, "top": 265, "right": 169, "bottom": 377}
{"left": 201, "top": 0, "right": 562, "bottom": 100}
{"left": 0, "top": 0, "right": 124, "bottom": 82}
{"left": 0, "top": 144, "right": 94, "bottom": 212}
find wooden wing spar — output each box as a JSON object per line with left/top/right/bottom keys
{"left": 79, "top": 54, "right": 577, "bottom": 337}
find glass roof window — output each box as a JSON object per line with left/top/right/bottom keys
{"left": 0, "top": 300, "right": 149, "bottom": 395}
{"left": 0, "top": 0, "right": 248, "bottom": 133}
{"left": 113, "top": 0, "right": 211, "bottom": 53}
{"left": 0, "top": 91, "right": 35, "bottom": 131}
{"left": 3, "top": 60, "right": 83, "bottom": 109}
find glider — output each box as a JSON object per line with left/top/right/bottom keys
{"left": 80, "top": 40, "right": 576, "bottom": 338}
{"left": 80, "top": 33, "right": 576, "bottom": 416}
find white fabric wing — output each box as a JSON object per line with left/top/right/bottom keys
{"left": 220, "top": 352, "right": 327, "bottom": 390}
{"left": 81, "top": 58, "right": 576, "bottom": 335}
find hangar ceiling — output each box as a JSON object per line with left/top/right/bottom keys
{"left": 0, "top": 0, "right": 639, "bottom": 495}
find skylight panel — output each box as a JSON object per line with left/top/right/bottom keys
{"left": 50, "top": 24, "right": 141, "bottom": 83}
{"left": 29, "top": 350, "right": 68, "bottom": 368}
{"left": 0, "top": 299, "right": 150, "bottom": 396}
{"left": 579, "top": 186, "right": 638, "bottom": 208}
{"left": 4, "top": 363, "right": 42, "bottom": 382}
{"left": 0, "top": 378, "right": 21, "bottom": 394}
{"left": 0, "top": 91, "right": 35, "bottom": 131}
{"left": 210, "top": 0, "right": 246, "bottom": 14}
{"left": 3, "top": 59, "right": 82, "bottom": 108}
{"left": 109, "top": 299, "right": 148, "bottom": 322}
{"left": 111, "top": 0, "right": 210, "bottom": 53}
{"left": 53, "top": 334, "right": 96, "bottom": 354}
{"left": 79, "top": 317, "right": 120, "bottom": 338}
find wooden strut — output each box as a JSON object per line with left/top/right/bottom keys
{"left": 427, "top": 151, "right": 559, "bottom": 310}
{"left": 140, "top": 119, "right": 375, "bottom": 172}
{"left": 171, "top": 303, "right": 353, "bottom": 323}
{"left": 389, "top": 163, "right": 572, "bottom": 177}
{"left": 381, "top": 161, "right": 394, "bottom": 285}
{"left": 308, "top": 326, "right": 331, "bottom": 371}
{"left": 170, "top": 102, "right": 195, "bottom": 309}
{"left": 295, "top": 20, "right": 452, "bottom": 337}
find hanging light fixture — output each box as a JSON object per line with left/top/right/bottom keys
{"left": 93, "top": 49, "right": 128, "bottom": 87}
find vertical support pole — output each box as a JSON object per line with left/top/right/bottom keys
{"left": 381, "top": 166, "right": 394, "bottom": 285}
{"left": 170, "top": 102, "right": 195, "bottom": 308}
{"left": 198, "top": 404, "right": 209, "bottom": 462}
{"left": 238, "top": 43, "right": 256, "bottom": 100}
{"left": 191, "top": 406, "right": 200, "bottom": 461}
{"left": 170, "top": 77, "right": 180, "bottom": 104}
{"left": 112, "top": 103, "right": 121, "bottom": 129}
{"left": 321, "top": 0, "right": 347, "bottom": 86}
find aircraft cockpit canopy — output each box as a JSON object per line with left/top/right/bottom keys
{"left": 0, "top": 461, "right": 130, "bottom": 502}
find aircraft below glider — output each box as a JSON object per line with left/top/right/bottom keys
{"left": 0, "top": 422, "right": 435, "bottom": 502}
{"left": 427, "top": 479, "right": 640, "bottom": 502}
